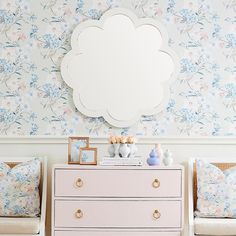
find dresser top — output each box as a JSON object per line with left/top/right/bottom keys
{"left": 53, "top": 164, "right": 184, "bottom": 170}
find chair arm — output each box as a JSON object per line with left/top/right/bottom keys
{"left": 188, "top": 158, "right": 195, "bottom": 236}
{"left": 39, "top": 157, "right": 47, "bottom": 236}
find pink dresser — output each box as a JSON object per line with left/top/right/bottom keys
{"left": 52, "top": 165, "right": 184, "bottom": 236}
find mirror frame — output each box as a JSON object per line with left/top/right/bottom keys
{"left": 61, "top": 8, "right": 180, "bottom": 127}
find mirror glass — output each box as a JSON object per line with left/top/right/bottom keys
{"left": 61, "top": 8, "right": 179, "bottom": 127}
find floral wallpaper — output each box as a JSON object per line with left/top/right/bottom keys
{"left": 0, "top": 0, "right": 235, "bottom": 136}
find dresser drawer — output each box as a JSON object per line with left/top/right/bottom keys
{"left": 54, "top": 169, "right": 182, "bottom": 197}
{"left": 54, "top": 200, "right": 182, "bottom": 228}
{"left": 55, "top": 231, "right": 180, "bottom": 236}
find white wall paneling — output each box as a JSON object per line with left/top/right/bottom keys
{"left": 0, "top": 136, "right": 236, "bottom": 236}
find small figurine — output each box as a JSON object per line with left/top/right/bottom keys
{"left": 155, "top": 144, "right": 163, "bottom": 161}
{"left": 163, "top": 149, "right": 173, "bottom": 166}
{"left": 147, "top": 147, "right": 161, "bottom": 166}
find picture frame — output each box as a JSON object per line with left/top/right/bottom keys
{"left": 79, "top": 147, "right": 97, "bottom": 165}
{"left": 68, "top": 137, "right": 89, "bottom": 164}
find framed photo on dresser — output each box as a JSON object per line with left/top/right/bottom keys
{"left": 68, "top": 137, "right": 89, "bottom": 164}
{"left": 79, "top": 147, "right": 97, "bottom": 165}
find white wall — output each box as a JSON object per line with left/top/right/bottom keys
{"left": 1, "top": 136, "right": 236, "bottom": 236}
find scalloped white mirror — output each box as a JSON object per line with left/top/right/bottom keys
{"left": 61, "top": 8, "right": 179, "bottom": 127}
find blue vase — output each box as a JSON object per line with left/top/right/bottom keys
{"left": 147, "top": 149, "right": 160, "bottom": 166}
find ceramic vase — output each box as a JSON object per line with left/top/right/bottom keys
{"left": 108, "top": 143, "right": 120, "bottom": 157}
{"left": 108, "top": 144, "right": 115, "bottom": 157}
{"left": 119, "top": 144, "right": 130, "bottom": 158}
{"left": 147, "top": 149, "right": 160, "bottom": 166}
{"left": 163, "top": 149, "right": 173, "bottom": 166}
{"left": 113, "top": 143, "right": 120, "bottom": 157}
{"left": 128, "top": 144, "right": 138, "bottom": 157}
{"left": 155, "top": 144, "right": 163, "bottom": 162}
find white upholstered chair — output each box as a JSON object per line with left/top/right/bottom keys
{"left": 0, "top": 157, "right": 47, "bottom": 236}
{"left": 189, "top": 157, "right": 236, "bottom": 236}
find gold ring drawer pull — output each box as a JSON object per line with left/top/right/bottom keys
{"left": 153, "top": 209, "right": 161, "bottom": 219}
{"left": 75, "top": 178, "right": 83, "bottom": 188}
{"left": 75, "top": 209, "right": 83, "bottom": 219}
{"left": 152, "top": 179, "right": 160, "bottom": 188}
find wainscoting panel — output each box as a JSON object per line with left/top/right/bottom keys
{"left": 0, "top": 136, "right": 236, "bottom": 236}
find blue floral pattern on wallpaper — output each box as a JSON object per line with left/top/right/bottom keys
{"left": 0, "top": 0, "right": 235, "bottom": 136}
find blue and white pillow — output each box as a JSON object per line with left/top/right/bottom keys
{"left": 196, "top": 159, "right": 236, "bottom": 218}
{"left": 0, "top": 158, "right": 41, "bottom": 217}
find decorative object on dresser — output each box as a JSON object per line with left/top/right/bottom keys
{"left": 79, "top": 147, "right": 97, "bottom": 165}
{"left": 108, "top": 136, "right": 120, "bottom": 157}
{"left": 147, "top": 146, "right": 161, "bottom": 166}
{"left": 52, "top": 165, "right": 184, "bottom": 236}
{"left": 68, "top": 137, "right": 89, "bottom": 164}
{"left": 127, "top": 136, "right": 138, "bottom": 157}
{"left": 155, "top": 144, "right": 163, "bottom": 160}
{"left": 100, "top": 157, "right": 143, "bottom": 166}
{"left": 103, "top": 135, "right": 141, "bottom": 166}
{"left": 108, "top": 135, "right": 138, "bottom": 158}
{"left": 163, "top": 149, "right": 173, "bottom": 166}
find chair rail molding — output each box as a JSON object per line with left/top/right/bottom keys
{"left": 0, "top": 136, "right": 236, "bottom": 145}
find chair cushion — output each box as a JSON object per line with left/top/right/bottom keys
{"left": 0, "top": 217, "right": 40, "bottom": 234}
{"left": 0, "top": 158, "right": 40, "bottom": 217}
{"left": 194, "top": 217, "right": 236, "bottom": 235}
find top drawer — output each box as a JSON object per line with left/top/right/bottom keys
{"left": 54, "top": 169, "right": 182, "bottom": 198}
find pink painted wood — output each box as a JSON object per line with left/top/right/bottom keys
{"left": 55, "top": 231, "right": 181, "bottom": 236}
{"left": 54, "top": 200, "right": 181, "bottom": 228}
{"left": 52, "top": 165, "right": 184, "bottom": 236}
{"left": 54, "top": 169, "right": 181, "bottom": 198}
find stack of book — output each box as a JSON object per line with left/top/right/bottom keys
{"left": 100, "top": 157, "right": 143, "bottom": 166}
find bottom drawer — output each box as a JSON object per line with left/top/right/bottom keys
{"left": 54, "top": 200, "right": 181, "bottom": 228}
{"left": 55, "top": 231, "right": 180, "bottom": 236}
